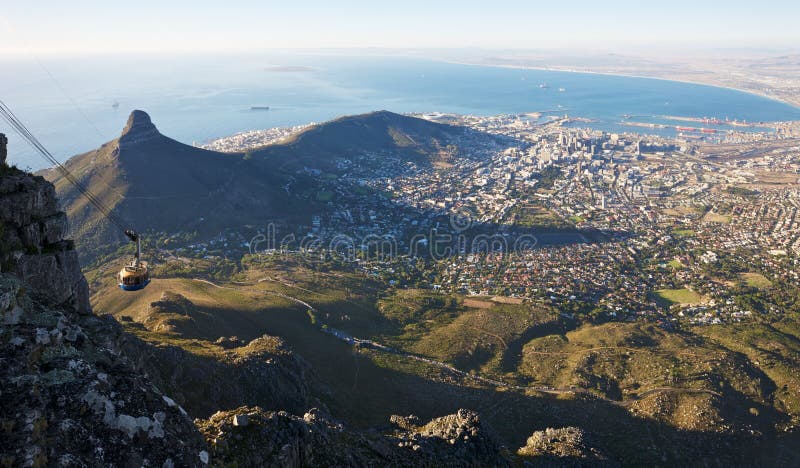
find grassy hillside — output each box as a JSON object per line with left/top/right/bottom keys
{"left": 696, "top": 320, "right": 800, "bottom": 426}
{"left": 84, "top": 255, "right": 800, "bottom": 464}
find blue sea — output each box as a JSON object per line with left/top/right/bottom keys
{"left": 2, "top": 52, "right": 800, "bottom": 171}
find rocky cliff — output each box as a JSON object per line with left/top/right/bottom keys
{"left": 0, "top": 147, "right": 209, "bottom": 465}
{"left": 0, "top": 163, "right": 88, "bottom": 315}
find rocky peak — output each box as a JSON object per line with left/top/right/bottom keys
{"left": 119, "top": 110, "right": 160, "bottom": 149}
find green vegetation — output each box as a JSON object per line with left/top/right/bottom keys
{"left": 652, "top": 288, "right": 705, "bottom": 306}
{"left": 726, "top": 186, "right": 759, "bottom": 197}
{"left": 667, "top": 259, "right": 684, "bottom": 269}
{"left": 740, "top": 272, "right": 772, "bottom": 289}
{"left": 510, "top": 204, "right": 571, "bottom": 229}
{"left": 672, "top": 229, "right": 695, "bottom": 238}
{"left": 352, "top": 185, "right": 371, "bottom": 195}
{"left": 703, "top": 212, "right": 732, "bottom": 224}
{"left": 533, "top": 166, "right": 562, "bottom": 189}
{"left": 697, "top": 320, "right": 800, "bottom": 426}
{"left": 377, "top": 291, "right": 559, "bottom": 374}
{"left": 84, "top": 253, "right": 800, "bottom": 463}
{"left": 151, "top": 257, "right": 239, "bottom": 281}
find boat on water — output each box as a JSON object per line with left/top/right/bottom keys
{"left": 539, "top": 83, "right": 549, "bottom": 89}
{"left": 250, "top": 106, "right": 270, "bottom": 111}
{"left": 112, "top": 101, "right": 119, "bottom": 109}
{"left": 558, "top": 87, "right": 566, "bottom": 92}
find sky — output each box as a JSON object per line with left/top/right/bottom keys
{"left": 0, "top": 1, "right": 798, "bottom": 54}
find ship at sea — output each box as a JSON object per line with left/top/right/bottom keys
{"left": 250, "top": 106, "right": 270, "bottom": 110}
{"left": 539, "top": 83, "right": 549, "bottom": 89}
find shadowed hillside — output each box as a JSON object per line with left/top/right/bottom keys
{"left": 42, "top": 110, "right": 466, "bottom": 260}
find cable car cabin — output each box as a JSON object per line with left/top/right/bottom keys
{"left": 118, "top": 263, "right": 150, "bottom": 291}
{"left": 118, "top": 230, "right": 149, "bottom": 291}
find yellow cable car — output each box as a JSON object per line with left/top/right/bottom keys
{"left": 118, "top": 230, "right": 150, "bottom": 291}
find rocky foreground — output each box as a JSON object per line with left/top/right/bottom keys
{"left": 0, "top": 162, "right": 207, "bottom": 465}
{"left": 197, "top": 407, "right": 508, "bottom": 467}
{"left": 0, "top": 274, "right": 208, "bottom": 466}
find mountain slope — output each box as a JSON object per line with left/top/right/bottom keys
{"left": 252, "top": 110, "right": 466, "bottom": 169}
{"left": 42, "top": 110, "right": 465, "bottom": 260}
{"left": 42, "top": 110, "right": 273, "bottom": 255}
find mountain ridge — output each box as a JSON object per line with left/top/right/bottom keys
{"left": 42, "top": 109, "right": 464, "bottom": 261}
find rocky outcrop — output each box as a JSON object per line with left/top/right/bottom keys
{"left": 517, "top": 426, "right": 617, "bottom": 466}
{"left": 0, "top": 167, "right": 89, "bottom": 314}
{"left": 118, "top": 110, "right": 161, "bottom": 150}
{"left": 197, "top": 406, "right": 509, "bottom": 467}
{"left": 197, "top": 406, "right": 351, "bottom": 467}
{"left": 0, "top": 275, "right": 208, "bottom": 466}
{"left": 396, "top": 408, "right": 507, "bottom": 466}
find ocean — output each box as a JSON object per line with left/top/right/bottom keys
{"left": 2, "top": 52, "right": 799, "bottom": 171}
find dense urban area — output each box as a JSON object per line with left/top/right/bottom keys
{"left": 184, "top": 111, "right": 800, "bottom": 330}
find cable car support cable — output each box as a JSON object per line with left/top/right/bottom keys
{"left": 0, "top": 99, "right": 150, "bottom": 291}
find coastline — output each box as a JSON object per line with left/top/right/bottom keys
{"left": 438, "top": 59, "right": 800, "bottom": 113}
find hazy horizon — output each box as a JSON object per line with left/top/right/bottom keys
{"left": 2, "top": 1, "right": 799, "bottom": 55}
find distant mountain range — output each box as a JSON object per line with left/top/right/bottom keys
{"left": 41, "top": 109, "right": 466, "bottom": 259}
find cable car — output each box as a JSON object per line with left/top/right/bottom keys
{"left": 0, "top": 101, "right": 154, "bottom": 292}
{"left": 118, "top": 229, "right": 150, "bottom": 291}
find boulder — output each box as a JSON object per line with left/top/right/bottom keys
{"left": 517, "top": 426, "right": 617, "bottom": 465}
